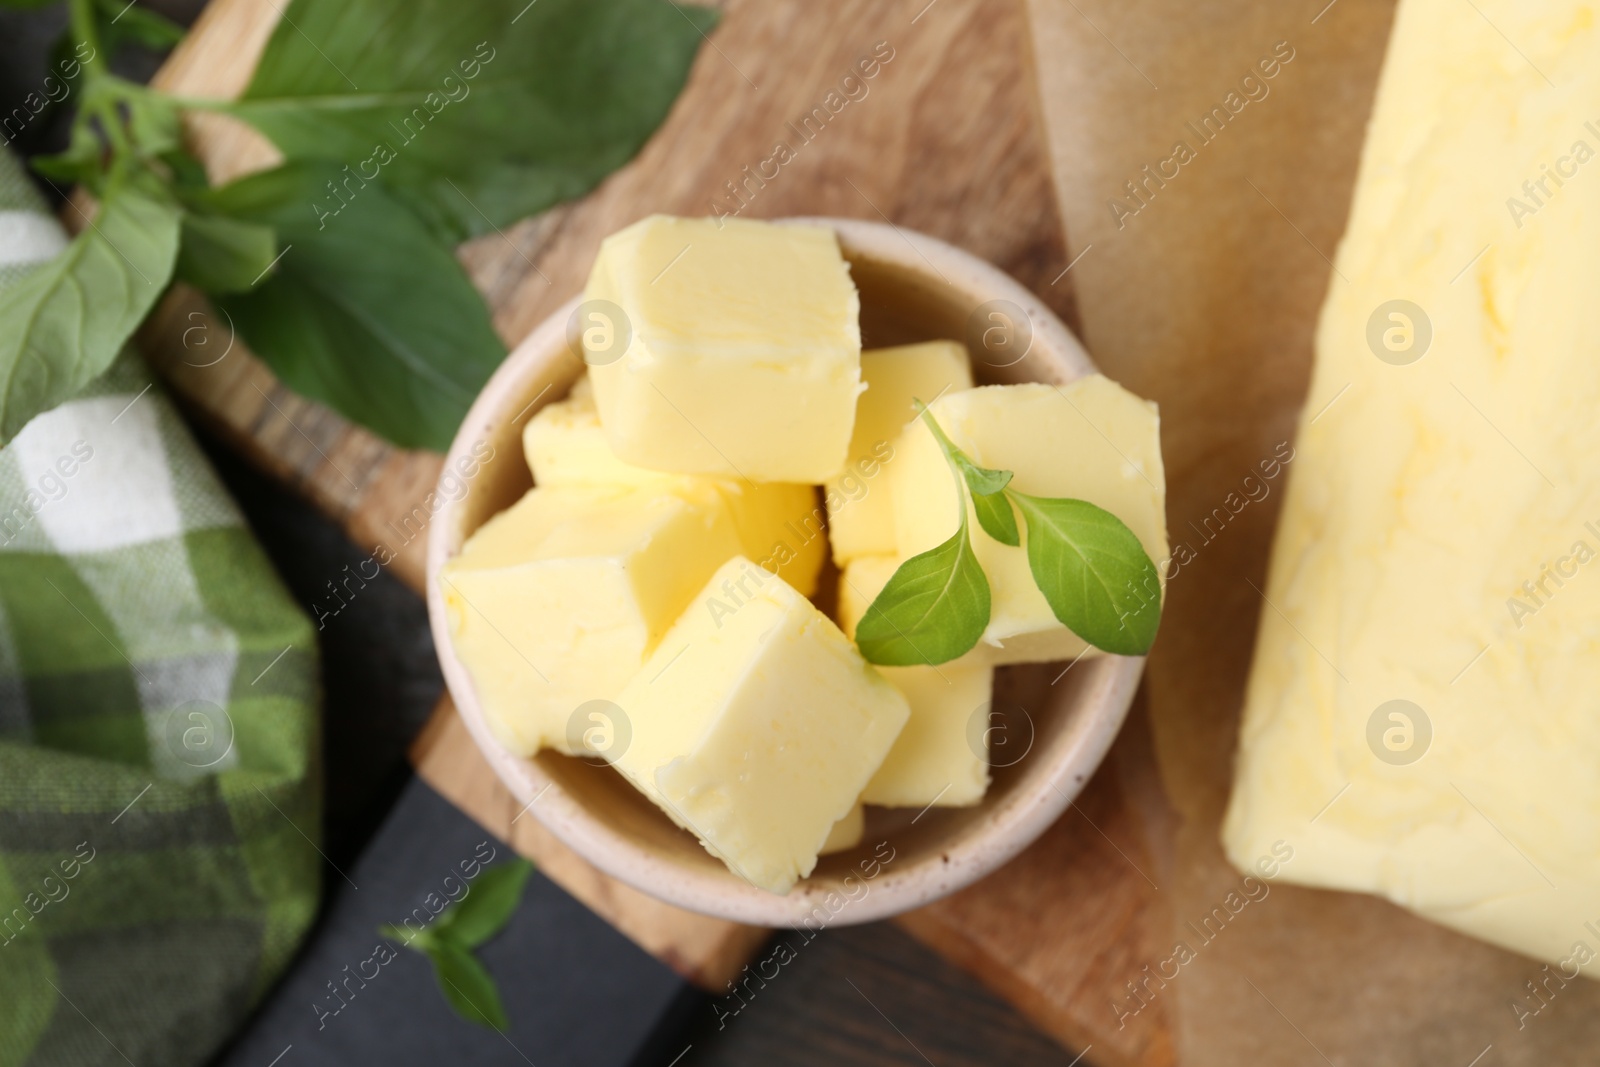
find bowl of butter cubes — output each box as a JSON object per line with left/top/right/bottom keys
{"left": 426, "top": 214, "right": 1168, "bottom": 926}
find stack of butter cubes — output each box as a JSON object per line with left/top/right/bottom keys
{"left": 440, "top": 215, "right": 1167, "bottom": 894}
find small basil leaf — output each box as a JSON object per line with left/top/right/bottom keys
{"left": 1007, "top": 492, "right": 1161, "bottom": 655}
{"left": 32, "top": 137, "right": 104, "bottom": 189}
{"left": 426, "top": 941, "right": 510, "bottom": 1031}
{"left": 971, "top": 489, "right": 1020, "bottom": 546}
{"left": 856, "top": 524, "right": 990, "bottom": 666}
{"left": 432, "top": 859, "right": 532, "bottom": 949}
{"left": 914, "top": 398, "right": 1015, "bottom": 498}
{"left": 33, "top": 99, "right": 113, "bottom": 190}
{"left": 954, "top": 453, "right": 1012, "bottom": 497}
{"left": 0, "top": 176, "right": 180, "bottom": 445}
{"left": 176, "top": 212, "right": 278, "bottom": 294}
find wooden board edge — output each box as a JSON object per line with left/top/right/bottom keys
{"left": 409, "top": 695, "right": 768, "bottom": 992}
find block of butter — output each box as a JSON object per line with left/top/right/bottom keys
{"left": 440, "top": 486, "right": 739, "bottom": 755}
{"left": 890, "top": 379, "right": 1167, "bottom": 665}
{"left": 838, "top": 556, "right": 993, "bottom": 807}
{"left": 586, "top": 215, "right": 861, "bottom": 483}
{"left": 1224, "top": 0, "right": 1600, "bottom": 974}
{"left": 524, "top": 377, "right": 825, "bottom": 597}
{"left": 613, "top": 556, "right": 909, "bottom": 893}
{"left": 820, "top": 804, "right": 865, "bottom": 855}
{"left": 826, "top": 341, "right": 974, "bottom": 566}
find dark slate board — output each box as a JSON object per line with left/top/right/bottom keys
{"left": 217, "top": 776, "right": 699, "bottom": 1067}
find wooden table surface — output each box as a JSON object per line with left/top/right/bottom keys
{"left": 130, "top": 0, "right": 1179, "bottom": 1063}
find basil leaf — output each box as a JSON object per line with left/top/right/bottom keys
{"left": 0, "top": 176, "right": 180, "bottom": 445}
{"left": 226, "top": 0, "right": 715, "bottom": 240}
{"left": 1007, "top": 492, "right": 1161, "bottom": 655}
{"left": 856, "top": 524, "right": 990, "bottom": 666}
{"left": 379, "top": 862, "right": 529, "bottom": 1032}
{"left": 432, "top": 859, "right": 531, "bottom": 949}
{"left": 387, "top": 167, "right": 617, "bottom": 248}
{"left": 176, "top": 212, "right": 277, "bottom": 294}
{"left": 426, "top": 941, "right": 510, "bottom": 1031}
{"left": 970, "top": 489, "right": 1020, "bottom": 546}
{"left": 37, "top": 82, "right": 177, "bottom": 195}
{"left": 210, "top": 163, "right": 505, "bottom": 450}
{"left": 914, "top": 397, "right": 1013, "bottom": 495}
{"left": 32, "top": 124, "right": 105, "bottom": 189}
{"left": 954, "top": 454, "right": 1011, "bottom": 497}
{"left": 34, "top": 84, "right": 118, "bottom": 192}
{"left": 911, "top": 400, "right": 1020, "bottom": 546}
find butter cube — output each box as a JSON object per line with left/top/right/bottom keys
{"left": 523, "top": 375, "right": 650, "bottom": 489}
{"left": 614, "top": 556, "right": 909, "bottom": 893}
{"left": 587, "top": 215, "right": 862, "bottom": 482}
{"left": 523, "top": 378, "right": 826, "bottom": 596}
{"left": 715, "top": 482, "right": 826, "bottom": 600}
{"left": 826, "top": 341, "right": 974, "bottom": 565}
{"left": 839, "top": 557, "right": 993, "bottom": 807}
{"left": 440, "top": 486, "right": 740, "bottom": 756}
{"left": 891, "top": 379, "right": 1167, "bottom": 664}
{"left": 820, "top": 804, "right": 865, "bottom": 855}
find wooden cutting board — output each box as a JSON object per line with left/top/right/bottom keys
{"left": 139, "top": 1, "right": 1176, "bottom": 1063}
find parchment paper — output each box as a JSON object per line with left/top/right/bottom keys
{"left": 1022, "top": 1, "right": 1600, "bottom": 1063}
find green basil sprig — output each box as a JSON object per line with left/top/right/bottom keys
{"left": 855, "top": 402, "right": 1163, "bottom": 666}
{"left": 4, "top": 0, "right": 713, "bottom": 450}
{"left": 380, "top": 858, "right": 533, "bottom": 1031}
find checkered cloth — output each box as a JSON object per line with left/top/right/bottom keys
{"left": 0, "top": 150, "right": 321, "bottom": 1066}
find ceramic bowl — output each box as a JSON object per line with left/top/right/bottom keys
{"left": 426, "top": 217, "right": 1145, "bottom": 926}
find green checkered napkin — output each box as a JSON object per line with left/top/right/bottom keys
{"left": 0, "top": 150, "right": 321, "bottom": 1067}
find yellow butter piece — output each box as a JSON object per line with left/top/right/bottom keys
{"left": 890, "top": 379, "right": 1168, "bottom": 665}
{"left": 1223, "top": 0, "right": 1600, "bottom": 973}
{"left": 523, "top": 378, "right": 826, "bottom": 596}
{"left": 587, "top": 215, "right": 861, "bottom": 483}
{"left": 714, "top": 481, "right": 827, "bottom": 600}
{"left": 825, "top": 341, "right": 974, "bottom": 565}
{"left": 523, "top": 375, "right": 653, "bottom": 490}
{"left": 440, "top": 486, "right": 740, "bottom": 756}
{"left": 838, "top": 557, "right": 992, "bottom": 807}
{"left": 819, "top": 804, "right": 865, "bottom": 855}
{"left": 613, "top": 556, "right": 908, "bottom": 893}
